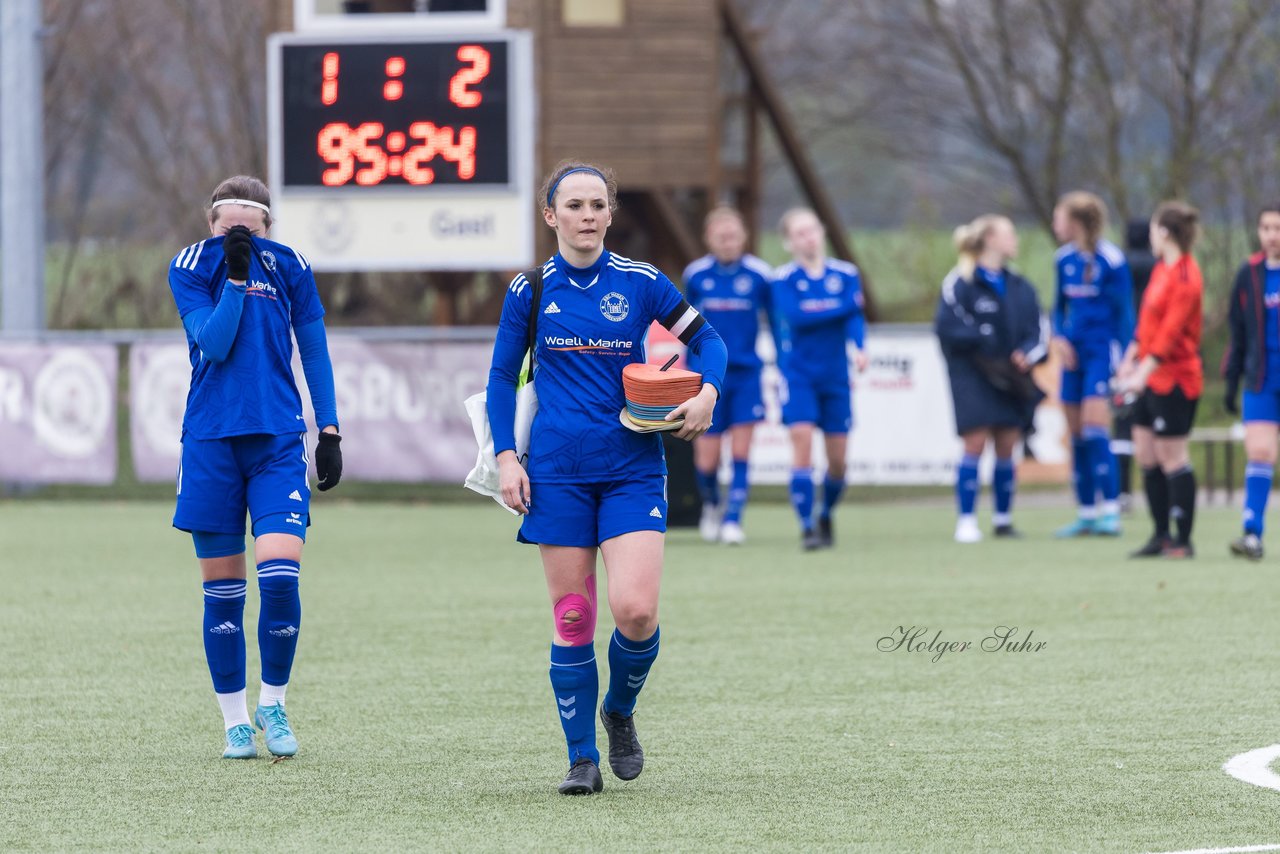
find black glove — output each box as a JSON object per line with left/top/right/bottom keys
{"left": 223, "top": 225, "right": 254, "bottom": 281}
{"left": 1225, "top": 386, "right": 1239, "bottom": 416}
{"left": 316, "top": 432, "right": 343, "bottom": 491}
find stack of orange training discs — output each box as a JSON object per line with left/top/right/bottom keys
{"left": 620, "top": 362, "right": 703, "bottom": 432}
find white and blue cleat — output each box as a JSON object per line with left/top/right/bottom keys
{"left": 254, "top": 703, "right": 298, "bottom": 757}
{"left": 222, "top": 724, "right": 257, "bottom": 760}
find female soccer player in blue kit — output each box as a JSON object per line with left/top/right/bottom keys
{"left": 683, "top": 206, "right": 774, "bottom": 545}
{"left": 487, "top": 161, "right": 727, "bottom": 795}
{"left": 1050, "top": 192, "right": 1135, "bottom": 538}
{"left": 936, "top": 215, "right": 1047, "bottom": 543}
{"left": 1224, "top": 203, "right": 1280, "bottom": 561}
{"left": 168, "top": 176, "right": 342, "bottom": 760}
{"left": 772, "top": 208, "right": 866, "bottom": 551}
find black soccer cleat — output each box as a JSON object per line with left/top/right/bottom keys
{"left": 992, "top": 524, "right": 1022, "bottom": 539}
{"left": 1230, "top": 533, "right": 1264, "bottom": 562}
{"left": 599, "top": 705, "right": 644, "bottom": 781}
{"left": 1129, "top": 535, "right": 1171, "bottom": 558}
{"left": 557, "top": 757, "right": 604, "bottom": 795}
{"left": 802, "top": 527, "right": 823, "bottom": 551}
{"left": 1162, "top": 540, "right": 1195, "bottom": 559}
{"left": 817, "top": 516, "right": 834, "bottom": 548}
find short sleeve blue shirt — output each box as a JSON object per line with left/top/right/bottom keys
{"left": 682, "top": 253, "right": 773, "bottom": 371}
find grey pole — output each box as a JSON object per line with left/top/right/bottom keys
{"left": 1, "top": 0, "right": 46, "bottom": 332}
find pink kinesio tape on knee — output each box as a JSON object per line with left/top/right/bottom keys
{"left": 553, "top": 575, "right": 597, "bottom": 645}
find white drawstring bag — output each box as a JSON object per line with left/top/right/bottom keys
{"left": 463, "top": 355, "right": 537, "bottom": 514}
{"left": 464, "top": 266, "right": 544, "bottom": 513}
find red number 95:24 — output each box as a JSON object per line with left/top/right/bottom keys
{"left": 317, "top": 122, "right": 476, "bottom": 186}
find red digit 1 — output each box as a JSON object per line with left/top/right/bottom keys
{"left": 384, "top": 56, "right": 405, "bottom": 101}
{"left": 449, "top": 46, "right": 490, "bottom": 108}
{"left": 321, "top": 52, "right": 339, "bottom": 106}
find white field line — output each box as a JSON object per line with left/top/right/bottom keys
{"left": 1224, "top": 744, "right": 1280, "bottom": 793}
{"left": 1144, "top": 749, "right": 1280, "bottom": 854}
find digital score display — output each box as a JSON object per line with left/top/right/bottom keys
{"left": 279, "top": 39, "right": 510, "bottom": 188}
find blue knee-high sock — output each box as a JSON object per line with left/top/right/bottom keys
{"left": 993, "top": 456, "right": 1015, "bottom": 519}
{"left": 1244, "top": 461, "right": 1273, "bottom": 536}
{"left": 696, "top": 470, "right": 720, "bottom": 509}
{"left": 1084, "top": 425, "right": 1119, "bottom": 504}
{"left": 603, "top": 626, "right": 660, "bottom": 718}
{"left": 257, "top": 560, "right": 301, "bottom": 687}
{"left": 723, "top": 460, "right": 750, "bottom": 525}
{"left": 549, "top": 643, "right": 599, "bottom": 765}
{"left": 820, "top": 473, "right": 845, "bottom": 521}
{"left": 1072, "top": 436, "right": 1096, "bottom": 515}
{"left": 956, "top": 454, "right": 980, "bottom": 516}
{"left": 203, "top": 579, "right": 247, "bottom": 694}
{"left": 789, "top": 467, "right": 815, "bottom": 529}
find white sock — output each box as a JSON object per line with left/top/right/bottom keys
{"left": 259, "top": 681, "right": 287, "bottom": 708}
{"left": 1101, "top": 500, "right": 1119, "bottom": 516}
{"left": 992, "top": 512, "right": 1012, "bottom": 527}
{"left": 217, "top": 689, "right": 251, "bottom": 729}
{"left": 1079, "top": 506, "right": 1099, "bottom": 520}
{"left": 957, "top": 514, "right": 977, "bottom": 526}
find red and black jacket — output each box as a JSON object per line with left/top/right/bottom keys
{"left": 1222, "top": 252, "right": 1271, "bottom": 396}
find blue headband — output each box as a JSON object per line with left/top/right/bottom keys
{"left": 546, "top": 167, "right": 606, "bottom": 207}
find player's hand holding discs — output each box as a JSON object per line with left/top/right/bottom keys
{"left": 223, "top": 225, "right": 254, "bottom": 281}
{"left": 669, "top": 385, "right": 718, "bottom": 441}
{"left": 316, "top": 431, "right": 343, "bottom": 491}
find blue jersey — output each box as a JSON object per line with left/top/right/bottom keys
{"left": 1264, "top": 266, "right": 1280, "bottom": 391}
{"left": 488, "top": 251, "right": 725, "bottom": 484}
{"left": 682, "top": 253, "right": 773, "bottom": 370}
{"left": 169, "top": 235, "right": 325, "bottom": 439}
{"left": 770, "top": 259, "right": 865, "bottom": 381}
{"left": 1053, "top": 239, "right": 1134, "bottom": 351}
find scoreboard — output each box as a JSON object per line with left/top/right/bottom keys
{"left": 267, "top": 31, "right": 534, "bottom": 271}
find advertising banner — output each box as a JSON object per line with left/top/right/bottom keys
{"left": 0, "top": 344, "right": 117, "bottom": 483}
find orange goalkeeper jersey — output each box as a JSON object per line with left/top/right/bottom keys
{"left": 1135, "top": 254, "right": 1203, "bottom": 398}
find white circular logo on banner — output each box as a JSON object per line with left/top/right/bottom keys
{"left": 136, "top": 347, "right": 192, "bottom": 457}
{"left": 32, "top": 350, "right": 111, "bottom": 458}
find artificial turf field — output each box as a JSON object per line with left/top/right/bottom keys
{"left": 4, "top": 499, "right": 1280, "bottom": 853}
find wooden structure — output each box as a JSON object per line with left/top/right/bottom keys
{"left": 276, "top": 0, "right": 869, "bottom": 322}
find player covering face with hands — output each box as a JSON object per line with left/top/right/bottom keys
{"left": 486, "top": 160, "right": 726, "bottom": 795}
{"left": 168, "top": 175, "right": 342, "bottom": 760}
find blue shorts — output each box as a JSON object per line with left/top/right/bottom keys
{"left": 518, "top": 476, "right": 668, "bottom": 548}
{"left": 174, "top": 432, "right": 311, "bottom": 538}
{"left": 1244, "top": 389, "right": 1280, "bottom": 423}
{"left": 780, "top": 371, "right": 852, "bottom": 434}
{"left": 706, "top": 367, "right": 765, "bottom": 435}
{"left": 1060, "top": 346, "right": 1113, "bottom": 404}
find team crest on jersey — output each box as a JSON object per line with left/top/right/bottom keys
{"left": 260, "top": 250, "right": 277, "bottom": 272}
{"left": 824, "top": 275, "right": 843, "bottom": 294}
{"left": 600, "top": 292, "right": 630, "bottom": 322}
{"left": 734, "top": 275, "right": 753, "bottom": 295}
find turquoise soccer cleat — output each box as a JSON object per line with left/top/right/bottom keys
{"left": 1054, "top": 517, "right": 1097, "bottom": 538}
{"left": 1093, "top": 512, "right": 1122, "bottom": 536}
{"left": 222, "top": 724, "right": 257, "bottom": 760}
{"left": 254, "top": 703, "right": 298, "bottom": 757}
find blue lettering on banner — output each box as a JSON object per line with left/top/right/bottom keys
{"left": 431, "top": 211, "right": 496, "bottom": 238}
